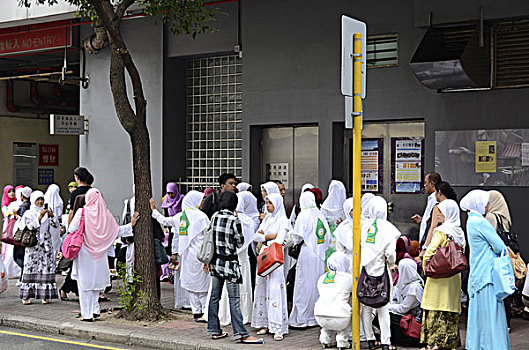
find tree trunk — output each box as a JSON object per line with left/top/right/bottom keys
{"left": 92, "top": 0, "right": 162, "bottom": 320}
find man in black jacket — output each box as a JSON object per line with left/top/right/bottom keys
{"left": 201, "top": 173, "right": 237, "bottom": 219}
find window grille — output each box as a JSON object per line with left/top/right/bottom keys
{"left": 184, "top": 55, "right": 243, "bottom": 192}
{"left": 367, "top": 34, "right": 398, "bottom": 68}
{"left": 493, "top": 20, "right": 529, "bottom": 89}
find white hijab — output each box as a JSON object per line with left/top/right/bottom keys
{"left": 435, "top": 199, "right": 466, "bottom": 249}
{"left": 261, "top": 182, "right": 280, "bottom": 196}
{"left": 460, "top": 189, "right": 490, "bottom": 216}
{"left": 292, "top": 191, "right": 331, "bottom": 261}
{"left": 321, "top": 180, "right": 347, "bottom": 224}
{"left": 361, "top": 193, "right": 375, "bottom": 219}
{"left": 301, "top": 183, "right": 314, "bottom": 192}
{"left": 236, "top": 192, "right": 258, "bottom": 253}
{"left": 19, "top": 191, "right": 51, "bottom": 239}
{"left": 177, "top": 190, "right": 209, "bottom": 255}
{"left": 237, "top": 191, "right": 260, "bottom": 230}
{"left": 257, "top": 193, "right": 290, "bottom": 245}
{"left": 237, "top": 182, "right": 252, "bottom": 192}
{"left": 327, "top": 250, "right": 352, "bottom": 273}
{"left": 44, "top": 184, "right": 64, "bottom": 217}
{"left": 333, "top": 197, "right": 354, "bottom": 252}
{"left": 361, "top": 196, "right": 401, "bottom": 267}
{"left": 395, "top": 258, "right": 423, "bottom": 302}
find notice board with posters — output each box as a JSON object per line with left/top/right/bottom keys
{"left": 361, "top": 138, "right": 383, "bottom": 193}
{"left": 391, "top": 137, "right": 425, "bottom": 194}
{"left": 13, "top": 142, "right": 37, "bottom": 187}
{"left": 435, "top": 129, "right": 529, "bottom": 186}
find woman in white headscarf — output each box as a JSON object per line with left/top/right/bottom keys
{"left": 334, "top": 197, "right": 354, "bottom": 254}
{"left": 360, "top": 196, "right": 400, "bottom": 350}
{"left": 69, "top": 188, "right": 138, "bottom": 321}
{"left": 314, "top": 251, "right": 352, "bottom": 349}
{"left": 236, "top": 182, "right": 252, "bottom": 193}
{"left": 420, "top": 199, "right": 465, "bottom": 350}
{"left": 259, "top": 182, "right": 281, "bottom": 220}
{"left": 44, "top": 184, "right": 64, "bottom": 255}
{"left": 252, "top": 193, "right": 290, "bottom": 341}
{"left": 289, "top": 183, "right": 314, "bottom": 226}
{"left": 460, "top": 190, "right": 510, "bottom": 350}
{"left": 18, "top": 191, "right": 59, "bottom": 305}
{"left": 151, "top": 191, "right": 210, "bottom": 321}
{"left": 289, "top": 191, "right": 331, "bottom": 328}
{"left": 321, "top": 180, "right": 347, "bottom": 232}
{"left": 204, "top": 191, "right": 255, "bottom": 325}
{"left": 389, "top": 258, "right": 424, "bottom": 346}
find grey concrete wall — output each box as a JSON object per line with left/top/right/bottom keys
{"left": 79, "top": 17, "right": 163, "bottom": 218}
{"left": 164, "top": 0, "right": 529, "bottom": 256}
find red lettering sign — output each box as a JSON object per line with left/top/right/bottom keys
{"left": 39, "top": 144, "right": 59, "bottom": 166}
{"left": 0, "top": 20, "right": 71, "bottom": 57}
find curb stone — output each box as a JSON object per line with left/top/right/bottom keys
{"left": 0, "top": 313, "right": 239, "bottom": 350}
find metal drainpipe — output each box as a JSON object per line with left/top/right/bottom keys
{"left": 83, "top": 26, "right": 109, "bottom": 54}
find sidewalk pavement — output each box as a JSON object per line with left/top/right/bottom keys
{"left": 1, "top": 275, "right": 528, "bottom": 350}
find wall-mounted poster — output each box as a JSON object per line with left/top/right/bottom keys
{"left": 392, "top": 138, "right": 424, "bottom": 194}
{"left": 475, "top": 141, "right": 497, "bottom": 173}
{"left": 361, "top": 138, "right": 383, "bottom": 193}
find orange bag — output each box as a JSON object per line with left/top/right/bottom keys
{"left": 257, "top": 242, "right": 284, "bottom": 277}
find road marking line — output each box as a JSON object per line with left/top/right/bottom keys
{"left": 0, "top": 330, "right": 128, "bottom": 349}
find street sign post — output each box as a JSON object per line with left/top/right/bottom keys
{"left": 341, "top": 15, "right": 367, "bottom": 350}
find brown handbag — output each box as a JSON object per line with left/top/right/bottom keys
{"left": 12, "top": 227, "right": 38, "bottom": 248}
{"left": 424, "top": 238, "right": 468, "bottom": 278}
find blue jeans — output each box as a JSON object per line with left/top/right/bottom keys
{"left": 207, "top": 275, "right": 249, "bottom": 340}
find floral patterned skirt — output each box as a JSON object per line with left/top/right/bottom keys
{"left": 420, "top": 309, "right": 461, "bottom": 349}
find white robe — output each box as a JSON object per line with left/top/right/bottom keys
{"left": 152, "top": 207, "right": 210, "bottom": 293}
{"left": 289, "top": 192, "right": 331, "bottom": 328}
{"left": 69, "top": 209, "right": 132, "bottom": 291}
{"left": 251, "top": 193, "right": 290, "bottom": 335}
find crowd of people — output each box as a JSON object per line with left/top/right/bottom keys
{"left": 2, "top": 168, "right": 529, "bottom": 349}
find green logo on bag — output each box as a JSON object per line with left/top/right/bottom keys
{"left": 316, "top": 219, "right": 327, "bottom": 244}
{"left": 323, "top": 271, "right": 336, "bottom": 284}
{"left": 366, "top": 219, "right": 378, "bottom": 244}
{"left": 179, "top": 211, "right": 190, "bottom": 236}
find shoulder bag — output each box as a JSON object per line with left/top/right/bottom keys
{"left": 507, "top": 247, "right": 527, "bottom": 280}
{"left": 495, "top": 214, "right": 519, "bottom": 254}
{"left": 493, "top": 248, "right": 516, "bottom": 300}
{"left": 197, "top": 220, "right": 215, "bottom": 264}
{"left": 62, "top": 209, "right": 85, "bottom": 260}
{"left": 399, "top": 314, "right": 421, "bottom": 339}
{"left": 154, "top": 238, "right": 169, "bottom": 265}
{"left": 1, "top": 218, "right": 22, "bottom": 246}
{"left": 357, "top": 264, "right": 390, "bottom": 308}
{"left": 13, "top": 226, "right": 38, "bottom": 248}
{"left": 424, "top": 237, "right": 468, "bottom": 278}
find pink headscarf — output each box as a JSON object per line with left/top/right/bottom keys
{"left": 204, "top": 187, "right": 216, "bottom": 197}
{"left": 83, "top": 188, "right": 120, "bottom": 261}
{"left": 2, "top": 185, "right": 15, "bottom": 217}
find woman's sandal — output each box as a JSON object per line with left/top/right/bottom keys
{"left": 274, "top": 334, "right": 284, "bottom": 341}
{"left": 256, "top": 328, "right": 269, "bottom": 335}
{"left": 42, "top": 300, "right": 50, "bottom": 304}
{"left": 240, "top": 337, "right": 264, "bottom": 344}
{"left": 211, "top": 332, "right": 228, "bottom": 340}
{"left": 98, "top": 295, "right": 110, "bottom": 302}
{"left": 22, "top": 300, "right": 32, "bottom": 305}
{"left": 80, "top": 318, "right": 93, "bottom": 322}
{"left": 368, "top": 340, "right": 380, "bottom": 349}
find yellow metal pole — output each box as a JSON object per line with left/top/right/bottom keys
{"left": 351, "top": 32, "right": 363, "bottom": 350}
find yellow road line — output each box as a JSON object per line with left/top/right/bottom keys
{"left": 0, "top": 330, "right": 128, "bottom": 350}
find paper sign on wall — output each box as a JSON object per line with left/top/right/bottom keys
{"left": 475, "top": 141, "right": 497, "bottom": 173}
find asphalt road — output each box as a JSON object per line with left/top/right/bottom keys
{"left": 0, "top": 326, "right": 148, "bottom": 350}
